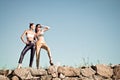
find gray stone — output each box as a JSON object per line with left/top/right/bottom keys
{"left": 0, "top": 75, "right": 9, "bottom": 80}
{"left": 57, "top": 66, "right": 80, "bottom": 77}
{"left": 11, "top": 76, "right": 19, "bottom": 80}
{"left": 14, "top": 68, "right": 33, "bottom": 79}
{"left": 0, "top": 70, "right": 11, "bottom": 76}
{"left": 48, "top": 65, "right": 58, "bottom": 78}
{"left": 32, "top": 77, "right": 41, "bottom": 80}
{"left": 96, "top": 64, "right": 113, "bottom": 78}
{"left": 29, "top": 68, "right": 47, "bottom": 76}
{"left": 81, "top": 67, "right": 96, "bottom": 77}
{"left": 82, "top": 77, "right": 94, "bottom": 80}
{"left": 92, "top": 75, "right": 103, "bottom": 80}
{"left": 104, "top": 78, "right": 112, "bottom": 80}
{"left": 113, "top": 64, "right": 120, "bottom": 79}
{"left": 63, "top": 77, "right": 79, "bottom": 80}
{"left": 41, "top": 75, "right": 52, "bottom": 80}
{"left": 52, "top": 78, "right": 61, "bottom": 80}
{"left": 59, "top": 73, "right": 65, "bottom": 79}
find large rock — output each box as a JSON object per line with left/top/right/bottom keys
{"left": 52, "top": 78, "right": 61, "bottom": 80}
{"left": 96, "top": 64, "right": 113, "bottom": 78}
{"left": 92, "top": 75, "right": 105, "bottom": 80}
{"left": 11, "top": 76, "right": 19, "bottom": 80}
{"left": 57, "top": 66, "right": 80, "bottom": 77}
{"left": 48, "top": 65, "right": 58, "bottom": 78}
{"left": 29, "top": 68, "right": 47, "bottom": 76}
{"left": 14, "top": 68, "right": 33, "bottom": 79}
{"left": 0, "top": 70, "right": 12, "bottom": 76}
{"left": 41, "top": 75, "right": 52, "bottom": 80}
{"left": 81, "top": 67, "right": 96, "bottom": 77}
{"left": 81, "top": 77, "right": 94, "bottom": 80}
{"left": 0, "top": 75, "right": 9, "bottom": 80}
{"left": 59, "top": 73, "right": 65, "bottom": 79}
{"left": 62, "top": 77, "right": 79, "bottom": 80}
{"left": 113, "top": 64, "right": 120, "bottom": 79}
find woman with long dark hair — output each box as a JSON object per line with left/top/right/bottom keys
{"left": 35, "top": 24, "right": 53, "bottom": 69}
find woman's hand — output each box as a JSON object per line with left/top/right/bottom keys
{"left": 25, "top": 41, "right": 29, "bottom": 45}
{"left": 45, "top": 26, "right": 50, "bottom": 29}
{"left": 43, "top": 26, "right": 50, "bottom": 32}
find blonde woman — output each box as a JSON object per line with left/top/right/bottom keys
{"left": 35, "top": 24, "right": 53, "bottom": 69}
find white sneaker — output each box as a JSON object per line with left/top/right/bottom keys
{"left": 17, "top": 63, "right": 22, "bottom": 69}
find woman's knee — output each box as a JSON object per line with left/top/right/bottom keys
{"left": 47, "top": 47, "right": 50, "bottom": 51}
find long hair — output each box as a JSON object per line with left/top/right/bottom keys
{"left": 35, "top": 24, "right": 41, "bottom": 33}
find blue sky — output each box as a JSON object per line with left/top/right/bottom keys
{"left": 0, "top": 0, "right": 120, "bottom": 69}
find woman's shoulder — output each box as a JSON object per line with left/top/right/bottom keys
{"left": 24, "top": 29, "right": 30, "bottom": 34}
{"left": 24, "top": 30, "right": 28, "bottom": 33}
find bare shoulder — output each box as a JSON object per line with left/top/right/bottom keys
{"left": 23, "top": 30, "right": 28, "bottom": 34}
{"left": 25, "top": 29, "right": 29, "bottom": 32}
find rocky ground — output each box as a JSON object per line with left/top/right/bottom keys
{"left": 0, "top": 64, "right": 120, "bottom": 80}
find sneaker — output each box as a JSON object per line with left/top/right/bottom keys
{"left": 17, "top": 63, "right": 22, "bottom": 69}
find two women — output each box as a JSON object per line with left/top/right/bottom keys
{"left": 17, "top": 23, "right": 53, "bottom": 69}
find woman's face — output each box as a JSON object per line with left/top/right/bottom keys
{"left": 31, "top": 24, "right": 35, "bottom": 30}
{"left": 37, "top": 25, "right": 41, "bottom": 31}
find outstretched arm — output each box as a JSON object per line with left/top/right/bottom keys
{"left": 43, "top": 26, "right": 50, "bottom": 32}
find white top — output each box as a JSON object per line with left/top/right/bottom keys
{"left": 26, "top": 33, "right": 34, "bottom": 38}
